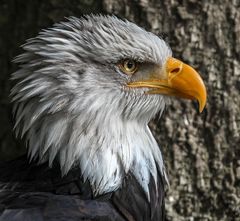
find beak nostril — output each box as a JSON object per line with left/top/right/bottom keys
{"left": 170, "top": 68, "right": 180, "bottom": 74}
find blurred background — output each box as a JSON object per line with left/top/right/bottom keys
{"left": 0, "top": 0, "right": 239, "bottom": 220}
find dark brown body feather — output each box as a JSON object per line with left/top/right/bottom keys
{"left": 0, "top": 156, "right": 165, "bottom": 221}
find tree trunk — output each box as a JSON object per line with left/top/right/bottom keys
{"left": 0, "top": 0, "right": 239, "bottom": 220}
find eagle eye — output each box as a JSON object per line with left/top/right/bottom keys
{"left": 118, "top": 59, "right": 138, "bottom": 75}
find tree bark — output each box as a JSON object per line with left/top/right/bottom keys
{"left": 0, "top": 0, "right": 239, "bottom": 220}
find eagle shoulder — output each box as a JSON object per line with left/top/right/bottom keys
{"left": 0, "top": 156, "right": 165, "bottom": 221}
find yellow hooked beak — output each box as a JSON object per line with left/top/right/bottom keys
{"left": 127, "top": 57, "right": 207, "bottom": 112}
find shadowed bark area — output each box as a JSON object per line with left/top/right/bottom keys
{"left": 0, "top": 0, "right": 239, "bottom": 220}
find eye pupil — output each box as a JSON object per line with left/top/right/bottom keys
{"left": 118, "top": 59, "right": 138, "bottom": 74}
{"left": 127, "top": 61, "right": 134, "bottom": 69}
{"left": 124, "top": 60, "right": 136, "bottom": 72}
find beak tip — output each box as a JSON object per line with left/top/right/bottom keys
{"left": 198, "top": 104, "right": 205, "bottom": 113}
{"left": 198, "top": 94, "right": 207, "bottom": 113}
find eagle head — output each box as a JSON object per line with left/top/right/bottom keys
{"left": 11, "top": 15, "right": 206, "bottom": 198}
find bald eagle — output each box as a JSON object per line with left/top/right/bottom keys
{"left": 0, "top": 15, "right": 206, "bottom": 221}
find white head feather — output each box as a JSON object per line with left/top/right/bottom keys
{"left": 11, "top": 15, "right": 172, "bottom": 199}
